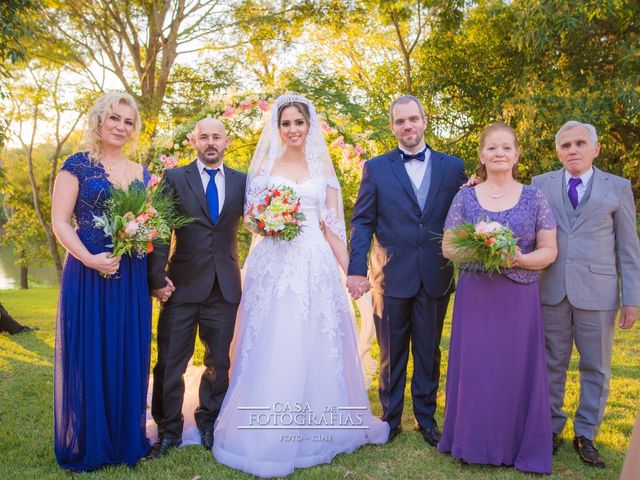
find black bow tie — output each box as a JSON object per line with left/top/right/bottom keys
{"left": 402, "top": 150, "right": 426, "bottom": 162}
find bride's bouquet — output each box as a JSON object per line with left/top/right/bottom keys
{"left": 245, "top": 185, "right": 306, "bottom": 241}
{"left": 93, "top": 182, "right": 194, "bottom": 259}
{"left": 447, "top": 219, "right": 518, "bottom": 274}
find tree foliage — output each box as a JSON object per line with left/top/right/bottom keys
{"left": 0, "top": 0, "right": 40, "bottom": 77}
{"left": 421, "top": 0, "right": 640, "bottom": 190}
{"left": 1, "top": 0, "right": 639, "bottom": 278}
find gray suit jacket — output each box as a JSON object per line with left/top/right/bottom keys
{"left": 532, "top": 167, "right": 640, "bottom": 310}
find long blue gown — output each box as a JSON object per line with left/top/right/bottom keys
{"left": 54, "top": 152, "right": 152, "bottom": 471}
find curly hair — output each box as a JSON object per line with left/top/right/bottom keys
{"left": 84, "top": 91, "right": 142, "bottom": 164}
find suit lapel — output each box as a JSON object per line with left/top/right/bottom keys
{"left": 572, "top": 167, "right": 610, "bottom": 231}
{"left": 421, "top": 149, "right": 444, "bottom": 219}
{"left": 216, "top": 166, "right": 239, "bottom": 225}
{"left": 546, "top": 168, "right": 570, "bottom": 231}
{"left": 389, "top": 148, "right": 419, "bottom": 207}
{"left": 184, "top": 160, "right": 212, "bottom": 225}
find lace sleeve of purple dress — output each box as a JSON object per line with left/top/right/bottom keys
{"left": 444, "top": 189, "right": 467, "bottom": 230}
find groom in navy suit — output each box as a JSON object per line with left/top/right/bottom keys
{"left": 347, "top": 95, "right": 466, "bottom": 445}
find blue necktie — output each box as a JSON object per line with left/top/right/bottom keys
{"left": 403, "top": 150, "right": 426, "bottom": 162}
{"left": 205, "top": 168, "right": 219, "bottom": 223}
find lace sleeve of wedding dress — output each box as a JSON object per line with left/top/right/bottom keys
{"left": 244, "top": 174, "right": 269, "bottom": 217}
{"left": 321, "top": 176, "right": 347, "bottom": 244}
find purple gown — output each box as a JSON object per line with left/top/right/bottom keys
{"left": 438, "top": 185, "right": 555, "bottom": 474}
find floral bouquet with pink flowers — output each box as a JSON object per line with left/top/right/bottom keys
{"left": 245, "top": 185, "right": 306, "bottom": 241}
{"left": 447, "top": 219, "right": 518, "bottom": 274}
{"left": 93, "top": 180, "right": 194, "bottom": 261}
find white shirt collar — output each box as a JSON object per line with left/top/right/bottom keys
{"left": 197, "top": 158, "right": 225, "bottom": 176}
{"left": 398, "top": 144, "right": 428, "bottom": 156}
{"left": 564, "top": 166, "right": 593, "bottom": 186}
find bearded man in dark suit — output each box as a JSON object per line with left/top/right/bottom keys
{"left": 347, "top": 96, "right": 466, "bottom": 445}
{"left": 146, "top": 118, "right": 246, "bottom": 458}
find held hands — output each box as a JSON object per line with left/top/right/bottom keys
{"left": 346, "top": 275, "right": 371, "bottom": 300}
{"left": 151, "top": 277, "right": 176, "bottom": 303}
{"left": 619, "top": 305, "right": 638, "bottom": 329}
{"left": 88, "top": 252, "right": 121, "bottom": 276}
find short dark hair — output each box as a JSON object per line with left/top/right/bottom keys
{"left": 389, "top": 95, "right": 426, "bottom": 123}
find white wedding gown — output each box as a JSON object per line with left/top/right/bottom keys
{"left": 212, "top": 175, "right": 389, "bottom": 477}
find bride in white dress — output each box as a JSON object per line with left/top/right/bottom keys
{"left": 212, "top": 93, "right": 389, "bottom": 477}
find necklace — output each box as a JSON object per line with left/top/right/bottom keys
{"left": 488, "top": 191, "right": 505, "bottom": 199}
{"left": 102, "top": 158, "right": 123, "bottom": 173}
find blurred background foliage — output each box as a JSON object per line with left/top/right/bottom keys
{"left": 1, "top": 0, "right": 638, "bottom": 281}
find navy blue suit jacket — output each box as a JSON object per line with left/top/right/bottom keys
{"left": 348, "top": 147, "right": 467, "bottom": 298}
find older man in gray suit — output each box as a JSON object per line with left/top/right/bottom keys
{"left": 532, "top": 120, "right": 640, "bottom": 469}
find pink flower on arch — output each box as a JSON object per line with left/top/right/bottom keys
{"left": 240, "top": 100, "right": 253, "bottom": 111}
{"left": 354, "top": 144, "right": 364, "bottom": 156}
{"left": 331, "top": 136, "right": 345, "bottom": 149}
{"left": 257, "top": 100, "right": 270, "bottom": 112}
{"left": 320, "top": 122, "right": 331, "bottom": 132}
{"left": 223, "top": 105, "right": 236, "bottom": 118}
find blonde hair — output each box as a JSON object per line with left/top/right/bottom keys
{"left": 476, "top": 122, "right": 520, "bottom": 180}
{"left": 84, "top": 92, "right": 142, "bottom": 163}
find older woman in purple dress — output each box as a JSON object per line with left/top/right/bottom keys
{"left": 438, "top": 122, "right": 557, "bottom": 474}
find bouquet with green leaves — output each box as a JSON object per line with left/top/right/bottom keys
{"left": 245, "top": 185, "right": 306, "bottom": 241}
{"left": 447, "top": 219, "right": 518, "bottom": 274}
{"left": 93, "top": 181, "right": 193, "bottom": 258}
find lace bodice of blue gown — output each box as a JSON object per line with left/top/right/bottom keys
{"left": 213, "top": 175, "right": 389, "bottom": 478}
{"left": 54, "top": 152, "right": 152, "bottom": 471}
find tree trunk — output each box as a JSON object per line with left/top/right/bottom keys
{"left": 25, "top": 144, "right": 64, "bottom": 282}
{"left": 19, "top": 265, "right": 29, "bottom": 290}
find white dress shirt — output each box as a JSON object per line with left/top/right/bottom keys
{"left": 399, "top": 145, "right": 430, "bottom": 189}
{"left": 564, "top": 167, "right": 593, "bottom": 204}
{"left": 197, "top": 158, "right": 226, "bottom": 213}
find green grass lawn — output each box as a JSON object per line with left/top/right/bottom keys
{"left": 0, "top": 287, "right": 637, "bottom": 479}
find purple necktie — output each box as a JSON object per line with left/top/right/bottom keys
{"left": 568, "top": 177, "right": 582, "bottom": 209}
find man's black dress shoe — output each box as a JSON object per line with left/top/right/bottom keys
{"left": 573, "top": 436, "right": 605, "bottom": 468}
{"left": 417, "top": 426, "right": 441, "bottom": 447}
{"left": 200, "top": 429, "right": 214, "bottom": 450}
{"left": 387, "top": 426, "right": 402, "bottom": 443}
{"left": 144, "top": 437, "right": 181, "bottom": 460}
{"left": 552, "top": 432, "right": 564, "bottom": 455}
